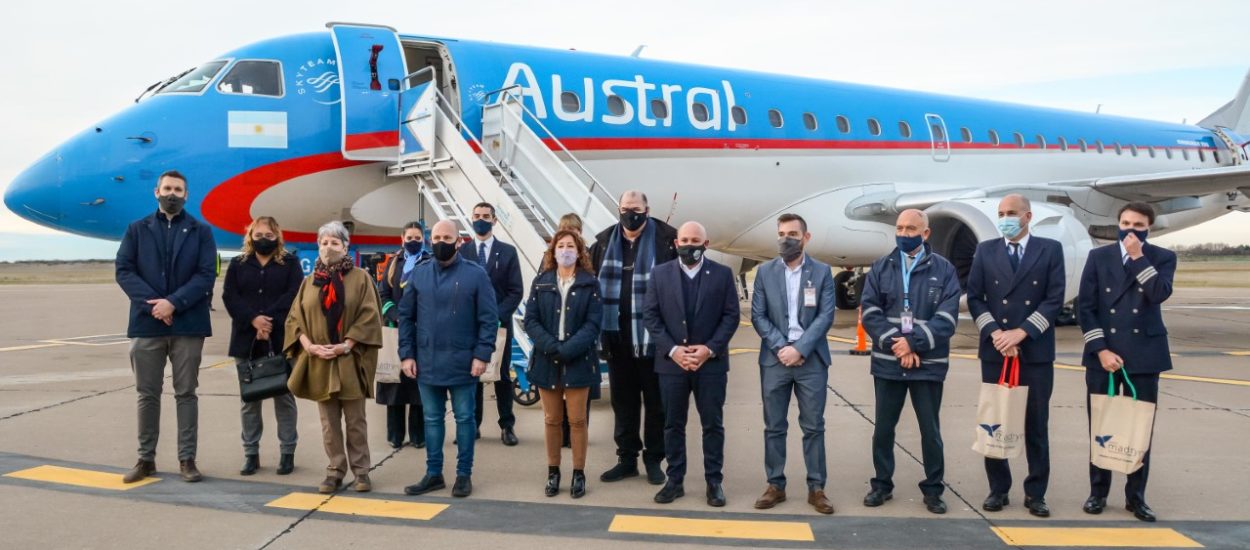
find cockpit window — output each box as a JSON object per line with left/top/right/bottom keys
{"left": 156, "top": 61, "right": 228, "bottom": 94}
{"left": 217, "top": 60, "right": 284, "bottom": 97}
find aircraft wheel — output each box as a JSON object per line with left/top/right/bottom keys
{"left": 513, "top": 385, "right": 540, "bottom": 407}
{"left": 834, "top": 270, "right": 862, "bottom": 310}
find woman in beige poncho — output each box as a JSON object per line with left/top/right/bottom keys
{"left": 285, "top": 221, "right": 382, "bottom": 494}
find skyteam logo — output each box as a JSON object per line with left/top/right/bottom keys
{"left": 1095, "top": 435, "right": 1113, "bottom": 448}
{"left": 295, "top": 57, "right": 340, "bottom": 105}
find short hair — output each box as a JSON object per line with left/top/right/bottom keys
{"left": 158, "top": 170, "right": 187, "bottom": 187}
{"left": 1118, "top": 202, "right": 1156, "bottom": 225}
{"left": 777, "top": 213, "right": 807, "bottom": 233}
{"left": 317, "top": 220, "right": 350, "bottom": 244}
{"left": 472, "top": 202, "right": 496, "bottom": 217}
{"left": 619, "top": 190, "right": 649, "bottom": 205}
{"left": 1002, "top": 193, "right": 1031, "bottom": 212}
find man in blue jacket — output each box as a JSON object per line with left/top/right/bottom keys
{"left": 859, "top": 209, "right": 962, "bottom": 515}
{"left": 115, "top": 170, "right": 217, "bottom": 484}
{"left": 642, "top": 221, "right": 740, "bottom": 507}
{"left": 966, "top": 194, "right": 1065, "bottom": 517}
{"left": 399, "top": 220, "right": 499, "bottom": 499}
{"left": 458, "top": 202, "right": 524, "bottom": 446}
{"left": 1077, "top": 202, "right": 1175, "bottom": 523}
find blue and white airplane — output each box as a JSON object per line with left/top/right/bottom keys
{"left": 7, "top": 23, "right": 1250, "bottom": 308}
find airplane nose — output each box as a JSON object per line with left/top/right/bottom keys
{"left": 4, "top": 151, "right": 62, "bottom": 225}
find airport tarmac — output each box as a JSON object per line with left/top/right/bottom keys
{"left": 0, "top": 281, "right": 1248, "bottom": 549}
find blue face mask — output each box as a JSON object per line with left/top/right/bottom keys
{"left": 997, "top": 216, "right": 1024, "bottom": 239}
{"left": 1118, "top": 228, "right": 1148, "bottom": 244}
{"left": 896, "top": 234, "right": 924, "bottom": 254}
{"left": 472, "top": 219, "right": 493, "bottom": 237}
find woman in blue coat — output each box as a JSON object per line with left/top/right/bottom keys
{"left": 376, "top": 222, "right": 429, "bottom": 449}
{"left": 523, "top": 229, "right": 603, "bottom": 499}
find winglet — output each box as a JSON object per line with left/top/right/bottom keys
{"left": 1199, "top": 67, "right": 1250, "bottom": 133}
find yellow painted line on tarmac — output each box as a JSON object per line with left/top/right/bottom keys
{"left": 609, "top": 514, "right": 814, "bottom": 542}
{"left": 4, "top": 465, "right": 159, "bottom": 490}
{"left": 207, "top": 359, "right": 234, "bottom": 370}
{"left": 727, "top": 348, "right": 758, "bottom": 356}
{"left": 992, "top": 526, "right": 1202, "bottom": 547}
{"left": 826, "top": 334, "right": 857, "bottom": 344}
{"left": 0, "top": 343, "right": 63, "bottom": 353}
{"left": 1160, "top": 372, "right": 1250, "bottom": 387}
{"left": 266, "top": 492, "right": 448, "bottom": 521}
{"left": 1225, "top": 351, "right": 1250, "bottom": 356}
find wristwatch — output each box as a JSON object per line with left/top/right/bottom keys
{"left": 341, "top": 342, "right": 353, "bottom": 355}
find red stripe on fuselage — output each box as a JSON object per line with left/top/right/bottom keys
{"left": 345, "top": 131, "right": 398, "bottom": 151}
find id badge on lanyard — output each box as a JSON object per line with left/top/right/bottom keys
{"left": 899, "top": 250, "right": 920, "bottom": 335}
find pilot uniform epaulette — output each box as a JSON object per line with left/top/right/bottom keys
{"left": 1076, "top": 242, "right": 1177, "bottom": 374}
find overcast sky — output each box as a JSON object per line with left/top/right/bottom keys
{"left": 4, "top": 0, "right": 1250, "bottom": 258}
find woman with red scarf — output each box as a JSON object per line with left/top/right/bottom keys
{"left": 285, "top": 221, "right": 383, "bottom": 494}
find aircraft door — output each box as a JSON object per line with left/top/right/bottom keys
{"left": 925, "top": 113, "right": 950, "bottom": 162}
{"left": 328, "top": 22, "right": 409, "bottom": 161}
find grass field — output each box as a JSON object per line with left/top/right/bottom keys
{"left": 1173, "top": 258, "right": 1250, "bottom": 288}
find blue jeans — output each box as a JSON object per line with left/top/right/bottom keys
{"left": 419, "top": 382, "right": 477, "bottom": 477}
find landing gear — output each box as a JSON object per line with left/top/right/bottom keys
{"left": 834, "top": 269, "right": 866, "bottom": 310}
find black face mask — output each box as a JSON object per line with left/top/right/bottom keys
{"left": 252, "top": 237, "right": 278, "bottom": 256}
{"left": 677, "top": 244, "right": 706, "bottom": 266}
{"left": 158, "top": 194, "right": 185, "bottom": 215}
{"left": 431, "top": 241, "right": 457, "bottom": 262}
{"left": 779, "top": 237, "right": 803, "bottom": 263}
{"left": 620, "top": 210, "right": 647, "bottom": 232}
{"left": 403, "top": 240, "right": 424, "bottom": 256}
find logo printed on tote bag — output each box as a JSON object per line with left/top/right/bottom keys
{"left": 1095, "top": 435, "right": 1113, "bottom": 448}
{"left": 980, "top": 424, "right": 1001, "bottom": 437}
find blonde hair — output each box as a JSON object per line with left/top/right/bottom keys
{"left": 541, "top": 229, "right": 593, "bottom": 273}
{"left": 240, "top": 216, "right": 287, "bottom": 264}
{"left": 558, "top": 212, "right": 583, "bottom": 233}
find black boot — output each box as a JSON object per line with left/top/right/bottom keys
{"left": 276, "top": 453, "right": 294, "bottom": 475}
{"left": 240, "top": 455, "right": 259, "bottom": 476}
{"left": 600, "top": 459, "right": 639, "bottom": 482}
{"left": 571, "top": 470, "right": 587, "bottom": 499}
{"left": 545, "top": 467, "right": 561, "bottom": 497}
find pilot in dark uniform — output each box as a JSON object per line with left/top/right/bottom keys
{"left": 1077, "top": 201, "right": 1175, "bottom": 523}
{"left": 966, "top": 194, "right": 1065, "bottom": 518}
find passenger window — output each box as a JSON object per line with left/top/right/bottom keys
{"left": 1035, "top": 134, "right": 1046, "bottom": 149}
{"left": 692, "top": 102, "right": 710, "bottom": 123}
{"left": 607, "top": 95, "right": 627, "bottom": 117}
{"left": 899, "top": 121, "right": 912, "bottom": 138}
{"left": 836, "top": 115, "right": 851, "bottom": 133}
{"left": 1095, "top": 140, "right": 1105, "bottom": 154}
{"left": 1182, "top": 148, "right": 1190, "bottom": 161}
{"left": 1114, "top": 143, "right": 1123, "bottom": 155}
{"left": 1198, "top": 148, "right": 1206, "bottom": 162}
{"left": 1013, "top": 132, "right": 1024, "bottom": 148}
{"left": 1214, "top": 150, "right": 1221, "bottom": 163}
{"left": 217, "top": 60, "right": 283, "bottom": 96}
{"left": 1058, "top": 136, "right": 1068, "bottom": 151}
{"left": 769, "top": 109, "right": 784, "bottom": 128}
{"left": 803, "top": 112, "right": 818, "bottom": 131}
{"left": 867, "top": 118, "right": 881, "bottom": 136}
{"left": 1147, "top": 146, "right": 1156, "bottom": 158}
{"left": 1165, "top": 147, "right": 1174, "bottom": 159}
{"left": 931, "top": 124, "right": 945, "bottom": 141}
{"left": 1130, "top": 144, "right": 1139, "bottom": 157}
{"left": 1078, "top": 139, "right": 1088, "bottom": 152}
{"left": 560, "top": 91, "right": 581, "bottom": 113}
{"left": 731, "top": 106, "right": 747, "bottom": 125}
{"left": 960, "top": 127, "right": 972, "bottom": 143}
{"left": 988, "top": 129, "right": 1000, "bottom": 146}
{"left": 650, "top": 99, "right": 669, "bottom": 120}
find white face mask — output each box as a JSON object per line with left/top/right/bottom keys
{"left": 555, "top": 248, "right": 578, "bottom": 268}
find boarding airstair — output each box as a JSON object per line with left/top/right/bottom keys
{"left": 387, "top": 69, "right": 619, "bottom": 358}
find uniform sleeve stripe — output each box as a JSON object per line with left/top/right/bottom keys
{"left": 938, "top": 311, "right": 956, "bottom": 325}
{"left": 975, "top": 312, "right": 994, "bottom": 331}
{"left": 863, "top": 306, "right": 883, "bottom": 317}
{"left": 920, "top": 323, "right": 935, "bottom": 349}
{"left": 1028, "top": 312, "right": 1050, "bottom": 333}
{"left": 879, "top": 327, "right": 898, "bottom": 347}
{"left": 1083, "top": 329, "right": 1105, "bottom": 342}
{"left": 1137, "top": 268, "right": 1157, "bottom": 285}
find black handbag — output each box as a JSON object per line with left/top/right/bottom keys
{"left": 237, "top": 339, "right": 292, "bottom": 403}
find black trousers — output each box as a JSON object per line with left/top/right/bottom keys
{"left": 658, "top": 370, "right": 727, "bottom": 485}
{"left": 606, "top": 343, "right": 665, "bottom": 464}
{"left": 871, "top": 377, "right": 945, "bottom": 497}
{"left": 982, "top": 359, "right": 1053, "bottom": 499}
{"left": 386, "top": 404, "right": 424, "bottom": 446}
{"left": 1086, "top": 369, "right": 1159, "bottom": 505}
{"left": 475, "top": 329, "right": 516, "bottom": 430}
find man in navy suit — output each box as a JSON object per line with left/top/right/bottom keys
{"left": 966, "top": 194, "right": 1065, "bottom": 518}
{"left": 642, "top": 221, "right": 740, "bottom": 507}
{"left": 458, "top": 202, "right": 525, "bottom": 446}
{"left": 1077, "top": 202, "right": 1175, "bottom": 523}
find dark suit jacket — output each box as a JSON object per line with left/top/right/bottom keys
{"left": 1078, "top": 242, "right": 1176, "bottom": 374}
{"left": 642, "top": 259, "right": 740, "bottom": 375}
{"left": 750, "top": 255, "right": 836, "bottom": 367}
{"left": 966, "top": 236, "right": 1066, "bottom": 363}
{"left": 458, "top": 237, "right": 524, "bottom": 321}
{"left": 115, "top": 211, "right": 217, "bottom": 338}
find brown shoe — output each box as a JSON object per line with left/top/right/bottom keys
{"left": 754, "top": 485, "right": 786, "bottom": 509}
{"left": 318, "top": 476, "right": 342, "bottom": 494}
{"left": 179, "top": 459, "right": 203, "bottom": 482}
{"left": 122, "top": 460, "right": 156, "bottom": 484}
{"left": 353, "top": 474, "right": 372, "bottom": 493}
{"left": 808, "top": 489, "right": 835, "bottom": 515}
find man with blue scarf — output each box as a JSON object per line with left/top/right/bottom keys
{"left": 589, "top": 190, "right": 678, "bottom": 485}
{"left": 859, "top": 209, "right": 962, "bottom": 515}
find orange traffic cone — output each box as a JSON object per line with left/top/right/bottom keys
{"left": 850, "top": 305, "right": 870, "bottom": 356}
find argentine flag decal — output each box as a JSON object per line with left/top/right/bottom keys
{"left": 228, "top": 111, "right": 288, "bottom": 149}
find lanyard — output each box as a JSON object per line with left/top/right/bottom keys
{"left": 899, "top": 249, "right": 923, "bottom": 310}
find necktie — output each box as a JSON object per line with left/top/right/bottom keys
{"left": 478, "top": 242, "right": 487, "bottom": 266}
{"left": 1009, "top": 243, "right": 1020, "bottom": 272}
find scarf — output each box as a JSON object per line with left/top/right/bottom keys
{"left": 312, "top": 254, "right": 354, "bottom": 344}
{"left": 598, "top": 220, "right": 656, "bottom": 357}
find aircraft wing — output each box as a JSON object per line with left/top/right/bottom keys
{"left": 1053, "top": 164, "right": 1250, "bottom": 202}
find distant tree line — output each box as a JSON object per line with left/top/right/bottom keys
{"left": 1172, "top": 243, "right": 1250, "bottom": 258}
